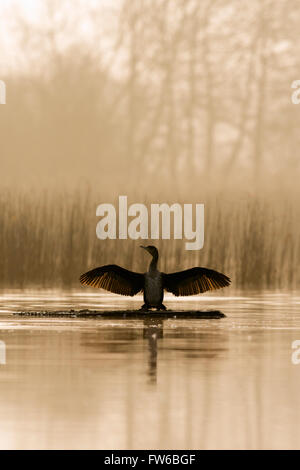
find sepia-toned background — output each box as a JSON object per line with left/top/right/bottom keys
{"left": 0, "top": 0, "right": 299, "bottom": 288}
{"left": 1, "top": 0, "right": 300, "bottom": 452}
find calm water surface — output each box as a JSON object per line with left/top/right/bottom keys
{"left": 0, "top": 290, "right": 299, "bottom": 450}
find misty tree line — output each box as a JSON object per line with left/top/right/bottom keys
{"left": 0, "top": 0, "right": 300, "bottom": 288}
{"left": 1, "top": 0, "right": 300, "bottom": 189}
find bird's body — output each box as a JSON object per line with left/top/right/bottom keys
{"left": 143, "top": 270, "right": 164, "bottom": 309}
{"left": 80, "top": 246, "right": 230, "bottom": 311}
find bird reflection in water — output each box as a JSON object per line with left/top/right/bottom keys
{"left": 143, "top": 318, "right": 164, "bottom": 384}
{"left": 80, "top": 314, "right": 227, "bottom": 386}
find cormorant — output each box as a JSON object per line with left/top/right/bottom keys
{"left": 79, "top": 246, "right": 230, "bottom": 311}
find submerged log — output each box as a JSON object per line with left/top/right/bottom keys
{"left": 14, "top": 309, "right": 225, "bottom": 319}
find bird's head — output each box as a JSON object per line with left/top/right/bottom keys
{"left": 140, "top": 245, "right": 158, "bottom": 258}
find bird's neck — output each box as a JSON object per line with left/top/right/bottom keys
{"left": 149, "top": 252, "right": 159, "bottom": 272}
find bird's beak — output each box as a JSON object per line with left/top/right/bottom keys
{"left": 140, "top": 245, "right": 146, "bottom": 250}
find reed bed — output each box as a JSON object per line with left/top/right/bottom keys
{"left": 0, "top": 186, "right": 299, "bottom": 290}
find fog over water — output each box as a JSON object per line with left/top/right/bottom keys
{"left": 0, "top": 291, "right": 299, "bottom": 450}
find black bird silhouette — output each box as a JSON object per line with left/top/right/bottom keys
{"left": 79, "top": 246, "right": 230, "bottom": 311}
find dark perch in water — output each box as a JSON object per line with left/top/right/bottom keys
{"left": 79, "top": 245, "right": 231, "bottom": 311}
{"left": 14, "top": 309, "right": 226, "bottom": 319}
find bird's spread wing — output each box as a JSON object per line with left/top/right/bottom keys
{"left": 79, "top": 265, "right": 144, "bottom": 296}
{"left": 163, "top": 267, "right": 230, "bottom": 296}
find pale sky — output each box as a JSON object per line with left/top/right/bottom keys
{"left": 0, "top": 0, "right": 121, "bottom": 74}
